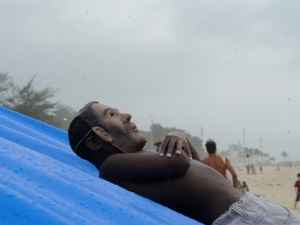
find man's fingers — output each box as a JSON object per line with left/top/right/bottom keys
{"left": 186, "top": 139, "right": 194, "bottom": 159}
{"left": 175, "top": 139, "right": 184, "bottom": 155}
{"left": 166, "top": 137, "right": 176, "bottom": 158}
{"left": 159, "top": 136, "right": 170, "bottom": 156}
{"left": 183, "top": 141, "right": 193, "bottom": 159}
{"left": 159, "top": 135, "right": 194, "bottom": 159}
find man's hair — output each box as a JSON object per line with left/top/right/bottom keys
{"left": 205, "top": 139, "right": 217, "bottom": 154}
{"left": 68, "top": 101, "right": 105, "bottom": 165}
{"left": 297, "top": 173, "right": 300, "bottom": 178}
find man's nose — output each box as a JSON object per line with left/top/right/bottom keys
{"left": 122, "top": 113, "right": 132, "bottom": 122}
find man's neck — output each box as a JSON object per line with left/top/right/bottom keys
{"left": 93, "top": 143, "right": 123, "bottom": 169}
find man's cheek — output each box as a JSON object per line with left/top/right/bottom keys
{"left": 110, "top": 124, "right": 127, "bottom": 135}
{"left": 107, "top": 119, "right": 122, "bottom": 129}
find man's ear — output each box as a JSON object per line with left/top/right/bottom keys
{"left": 85, "top": 135, "right": 102, "bottom": 151}
{"left": 85, "top": 127, "right": 113, "bottom": 151}
{"left": 91, "top": 126, "right": 113, "bottom": 143}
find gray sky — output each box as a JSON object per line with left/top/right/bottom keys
{"left": 1, "top": 0, "right": 300, "bottom": 159}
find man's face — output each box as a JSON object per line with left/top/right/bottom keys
{"left": 91, "top": 103, "right": 146, "bottom": 153}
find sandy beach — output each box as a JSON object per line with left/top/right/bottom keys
{"left": 238, "top": 166, "right": 300, "bottom": 216}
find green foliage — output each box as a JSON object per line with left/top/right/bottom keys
{"left": 0, "top": 73, "right": 76, "bottom": 129}
{"left": 6, "top": 77, "right": 57, "bottom": 123}
{"left": 52, "top": 103, "right": 76, "bottom": 129}
{"left": 0, "top": 73, "right": 204, "bottom": 146}
{"left": 0, "top": 73, "right": 14, "bottom": 105}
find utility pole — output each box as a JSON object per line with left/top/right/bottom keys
{"left": 242, "top": 128, "right": 246, "bottom": 148}
{"left": 259, "top": 136, "right": 263, "bottom": 150}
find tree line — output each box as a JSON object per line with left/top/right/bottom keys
{"left": 0, "top": 73, "right": 76, "bottom": 129}
{"left": 0, "top": 73, "right": 205, "bottom": 153}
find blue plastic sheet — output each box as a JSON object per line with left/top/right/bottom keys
{"left": 0, "top": 107, "right": 202, "bottom": 225}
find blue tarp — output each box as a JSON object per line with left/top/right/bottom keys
{"left": 0, "top": 107, "right": 202, "bottom": 225}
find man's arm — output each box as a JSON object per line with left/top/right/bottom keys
{"left": 101, "top": 152, "right": 190, "bottom": 183}
{"left": 225, "top": 158, "right": 239, "bottom": 188}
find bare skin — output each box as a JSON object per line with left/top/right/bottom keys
{"left": 73, "top": 102, "right": 241, "bottom": 225}
{"left": 202, "top": 154, "right": 239, "bottom": 188}
{"left": 101, "top": 154, "right": 240, "bottom": 225}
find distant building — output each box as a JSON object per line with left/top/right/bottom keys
{"left": 221, "top": 144, "right": 273, "bottom": 167}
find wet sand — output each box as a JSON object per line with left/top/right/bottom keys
{"left": 238, "top": 166, "right": 300, "bottom": 215}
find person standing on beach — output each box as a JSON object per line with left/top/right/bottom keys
{"left": 202, "top": 140, "right": 239, "bottom": 188}
{"left": 294, "top": 173, "right": 300, "bottom": 209}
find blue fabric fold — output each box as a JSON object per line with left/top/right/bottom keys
{"left": 0, "top": 107, "right": 202, "bottom": 225}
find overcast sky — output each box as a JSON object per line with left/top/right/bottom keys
{"left": 1, "top": 0, "right": 300, "bottom": 159}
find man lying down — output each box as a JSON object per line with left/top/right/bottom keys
{"left": 68, "top": 101, "right": 299, "bottom": 225}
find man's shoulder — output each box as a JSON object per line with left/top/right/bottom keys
{"left": 202, "top": 156, "right": 209, "bottom": 162}
{"left": 203, "top": 154, "right": 225, "bottom": 165}
{"left": 214, "top": 154, "right": 226, "bottom": 163}
{"left": 216, "top": 154, "right": 224, "bottom": 159}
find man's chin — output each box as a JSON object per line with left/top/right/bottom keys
{"left": 137, "top": 138, "right": 147, "bottom": 151}
{"left": 130, "top": 133, "right": 147, "bottom": 152}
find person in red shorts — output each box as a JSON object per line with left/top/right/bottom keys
{"left": 294, "top": 173, "right": 300, "bottom": 209}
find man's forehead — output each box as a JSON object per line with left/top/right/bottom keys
{"left": 91, "top": 103, "right": 110, "bottom": 116}
{"left": 90, "top": 102, "right": 120, "bottom": 117}
{"left": 79, "top": 102, "right": 120, "bottom": 126}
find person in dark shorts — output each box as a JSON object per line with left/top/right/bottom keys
{"left": 294, "top": 173, "right": 300, "bottom": 209}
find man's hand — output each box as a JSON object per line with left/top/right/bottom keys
{"left": 158, "top": 133, "right": 192, "bottom": 159}
{"left": 185, "top": 138, "right": 201, "bottom": 161}
{"left": 225, "top": 158, "right": 239, "bottom": 188}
